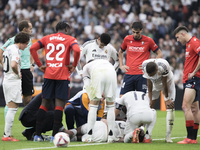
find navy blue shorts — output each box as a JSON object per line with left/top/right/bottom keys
{"left": 183, "top": 76, "right": 200, "bottom": 101}
{"left": 42, "top": 78, "right": 70, "bottom": 100}
{"left": 120, "top": 74, "right": 147, "bottom": 95}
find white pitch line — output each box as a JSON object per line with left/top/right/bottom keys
{"left": 14, "top": 135, "right": 200, "bottom": 150}
{"left": 153, "top": 135, "right": 200, "bottom": 141}
{"left": 14, "top": 143, "right": 108, "bottom": 150}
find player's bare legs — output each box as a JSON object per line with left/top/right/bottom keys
{"left": 182, "top": 89, "right": 195, "bottom": 120}
{"left": 178, "top": 88, "right": 196, "bottom": 144}
{"left": 23, "top": 95, "right": 32, "bottom": 106}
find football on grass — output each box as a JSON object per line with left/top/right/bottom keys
{"left": 53, "top": 132, "right": 70, "bottom": 147}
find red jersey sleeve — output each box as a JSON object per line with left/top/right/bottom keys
{"left": 148, "top": 37, "right": 158, "bottom": 52}
{"left": 30, "top": 40, "right": 44, "bottom": 67}
{"left": 120, "top": 36, "right": 128, "bottom": 51}
{"left": 193, "top": 39, "right": 200, "bottom": 55}
{"left": 71, "top": 44, "right": 80, "bottom": 67}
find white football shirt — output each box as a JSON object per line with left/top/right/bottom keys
{"left": 115, "top": 91, "right": 151, "bottom": 119}
{"left": 3, "top": 44, "right": 21, "bottom": 80}
{"left": 142, "top": 58, "right": 174, "bottom": 90}
{"left": 76, "top": 39, "right": 119, "bottom": 75}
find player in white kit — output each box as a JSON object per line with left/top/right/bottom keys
{"left": 79, "top": 120, "right": 126, "bottom": 142}
{"left": 2, "top": 32, "right": 30, "bottom": 142}
{"left": 76, "top": 33, "right": 119, "bottom": 75}
{"left": 142, "top": 58, "right": 175, "bottom": 143}
{"left": 115, "top": 91, "right": 157, "bottom": 143}
{"left": 82, "top": 59, "right": 117, "bottom": 143}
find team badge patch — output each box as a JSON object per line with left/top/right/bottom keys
{"left": 188, "top": 44, "right": 190, "bottom": 48}
{"left": 105, "top": 49, "right": 107, "bottom": 54}
{"left": 142, "top": 41, "right": 144, "bottom": 45}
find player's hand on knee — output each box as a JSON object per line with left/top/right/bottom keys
{"left": 165, "top": 99, "right": 174, "bottom": 109}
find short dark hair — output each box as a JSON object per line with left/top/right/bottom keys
{"left": 14, "top": 32, "right": 30, "bottom": 43}
{"left": 132, "top": 22, "right": 143, "bottom": 30}
{"left": 18, "top": 20, "right": 30, "bottom": 32}
{"left": 173, "top": 26, "right": 188, "bottom": 35}
{"left": 146, "top": 62, "right": 157, "bottom": 74}
{"left": 55, "top": 21, "right": 70, "bottom": 32}
{"left": 100, "top": 33, "right": 111, "bottom": 45}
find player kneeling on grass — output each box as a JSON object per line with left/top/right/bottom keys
{"left": 115, "top": 91, "right": 157, "bottom": 143}
{"left": 2, "top": 32, "right": 30, "bottom": 142}
{"left": 142, "top": 58, "right": 175, "bottom": 143}
{"left": 19, "top": 93, "right": 74, "bottom": 141}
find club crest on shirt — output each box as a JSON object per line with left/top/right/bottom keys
{"left": 188, "top": 44, "right": 190, "bottom": 48}
{"left": 185, "top": 52, "right": 190, "bottom": 57}
{"left": 141, "top": 41, "right": 144, "bottom": 45}
{"left": 105, "top": 49, "right": 107, "bottom": 54}
{"left": 130, "top": 41, "right": 132, "bottom": 43}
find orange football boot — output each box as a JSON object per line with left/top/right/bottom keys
{"left": 132, "top": 128, "right": 140, "bottom": 143}
{"left": 177, "top": 138, "right": 193, "bottom": 144}
{"left": 2, "top": 136, "right": 19, "bottom": 141}
{"left": 143, "top": 137, "right": 152, "bottom": 143}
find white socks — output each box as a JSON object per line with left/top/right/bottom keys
{"left": 166, "top": 109, "right": 175, "bottom": 136}
{"left": 4, "top": 105, "right": 8, "bottom": 120}
{"left": 4, "top": 108, "right": 18, "bottom": 137}
{"left": 87, "top": 104, "right": 98, "bottom": 135}
{"left": 106, "top": 104, "right": 115, "bottom": 136}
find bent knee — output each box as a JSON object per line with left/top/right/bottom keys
{"left": 182, "top": 104, "right": 189, "bottom": 113}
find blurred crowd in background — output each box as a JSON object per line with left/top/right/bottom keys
{"left": 0, "top": 0, "right": 200, "bottom": 94}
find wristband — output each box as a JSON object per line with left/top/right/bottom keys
{"left": 31, "top": 64, "right": 35, "bottom": 67}
{"left": 164, "top": 97, "right": 169, "bottom": 101}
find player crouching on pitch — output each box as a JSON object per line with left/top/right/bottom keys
{"left": 115, "top": 91, "right": 157, "bottom": 143}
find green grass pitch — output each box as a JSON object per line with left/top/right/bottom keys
{"left": 0, "top": 107, "right": 199, "bottom": 150}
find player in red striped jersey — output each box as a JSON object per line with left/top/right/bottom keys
{"left": 119, "top": 21, "right": 163, "bottom": 97}
{"left": 30, "top": 21, "right": 80, "bottom": 142}
{"left": 174, "top": 26, "right": 200, "bottom": 144}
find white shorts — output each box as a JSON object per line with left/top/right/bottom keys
{"left": 3, "top": 80, "right": 22, "bottom": 104}
{"left": 151, "top": 79, "right": 175, "bottom": 101}
{"left": 81, "top": 121, "right": 108, "bottom": 142}
{"left": 88, "top": 67, "right": 117, "bottom": 102}
{"left": 124, "top": 109, "right": 156, "bottom": 134}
